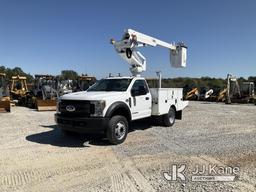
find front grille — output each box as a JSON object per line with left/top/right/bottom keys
{"left": 59, "top": 100, "right": 94, "bottom": 117}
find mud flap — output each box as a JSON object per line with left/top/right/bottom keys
{"left": 175, "top": 110, "right": 182, "bottom": 120}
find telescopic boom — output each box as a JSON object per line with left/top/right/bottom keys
{"left": 111, "top": 29, "right": 187, "bottom": 76}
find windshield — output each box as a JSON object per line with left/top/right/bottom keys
{"left": 87, "top": 78, "right": 132, "bottom": 92}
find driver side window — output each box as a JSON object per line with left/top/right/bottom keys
{"left": 131, "top": 80, "right": 149, "bottom": 96}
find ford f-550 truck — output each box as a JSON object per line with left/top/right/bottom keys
{"left": 55, "top": 76, "right": 188, "bottom": 144}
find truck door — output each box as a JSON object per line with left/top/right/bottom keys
{"left": 130, "top": 80, "right": 152, "bottom": 120}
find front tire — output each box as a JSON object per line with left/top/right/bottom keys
{"left": 162, "top": 107, "right": 175, "bottom": 127}
{"left": 107, "top": 115, "right": 128, "bottom": 145}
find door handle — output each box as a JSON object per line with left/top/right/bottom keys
{"left": 145, "top": 97, "right": 149, "bottom": 100}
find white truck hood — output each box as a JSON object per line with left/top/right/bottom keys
{"left": 60, "top": 91, "right": 126, "bottom": 101}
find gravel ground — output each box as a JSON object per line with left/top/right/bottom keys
{"left": 0, "top": 101, "right": 256, "bottom": 192}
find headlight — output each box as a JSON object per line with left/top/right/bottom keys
{"left": 91, "top": 100, "right": 106, "bottom": 117}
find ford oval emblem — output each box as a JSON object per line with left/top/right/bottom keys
{"left": 66, "top": 105, "right": 75, "bottom": 112}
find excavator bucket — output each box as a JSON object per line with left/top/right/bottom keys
{"left": 36, "top": 99, "right": 57, "bottom": 111}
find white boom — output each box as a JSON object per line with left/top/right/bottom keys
{"left": 111, "top": 29, "right": 187, "bottom": 76}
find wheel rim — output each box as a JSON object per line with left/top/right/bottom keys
{"left": 169, "top": 111, "right": 175, "bottom": 124}
{"left": 115, "top": 121, "right": 126, "bottom": 140}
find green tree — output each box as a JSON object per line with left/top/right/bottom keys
{"left": 0, "top": 65, "right": 34, "bottom": 83}
{"left": 61, "top": 70, "right": 78, "bottom": 80}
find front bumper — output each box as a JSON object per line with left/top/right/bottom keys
{"left": 55, "top": 114, "right": 109, "bottom": 133}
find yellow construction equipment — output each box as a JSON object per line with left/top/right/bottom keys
{"left": 185, "top": 88, "right": 199, "bottom": 100}
{"left": 217, "top": 88, "right": 227, "bottom": 102}
{"left": 240, "top": 82, "right": 255, "bottom": 103}
{"left": 10, "top": 75, "right": 29, "bottom": 106}
{"left": 33, "top": 75, "right": 57, "bottom": 111}
{"left": 225, "top": 74, "right": 240, "bottom": 104}
{"left": 0, "top": 73, "right": 11, "bottom": 112}
{"left": 225, "top": 74, "right": 255, "bottom": 104}
{"left": 74, "top": 75, "right": 96, "bottom": 91}
{"left": 32, "top": 75, "right": 58, "bottom": 111}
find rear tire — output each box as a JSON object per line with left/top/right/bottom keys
{"left": 107, "top": 115, "right": 128, "bottom": 145}
{"left": 162, "top": 107, "right": 175, "bottom": 127}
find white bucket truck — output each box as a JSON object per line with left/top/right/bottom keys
{"left": 55, "top": 29, "right": 188, "bottom": 144}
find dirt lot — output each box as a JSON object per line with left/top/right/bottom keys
{"left": 0, "top": 101, "right": 256, "bottom": 192}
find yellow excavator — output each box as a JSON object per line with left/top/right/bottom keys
{"left": 185, "top": 88, "right": 199, "bottom": 100}
{"left": 0, "top": 73, "right": 11, "bottom": 112}
{"left": 10, "top": 75, "right": 29, "bottom": 106}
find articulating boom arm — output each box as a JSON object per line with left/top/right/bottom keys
{"left": 111, "top": 29, "right": 187, "bottom": 76}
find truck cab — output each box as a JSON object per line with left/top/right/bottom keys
{"left": 55, "top": 76, "right": 188, "bottom": 144}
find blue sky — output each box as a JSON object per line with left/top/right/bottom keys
{"left": 0, "top": 0, "right": 256, "bottom": 78}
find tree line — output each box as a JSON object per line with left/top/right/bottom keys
{"left": 1, "top": 66, "right": 255, "bottom": 92}
{"left": 0, "top": 66, "right": 80, "bottom": 83}
{"left": 147, "top": 76, "right": 256, "bottom": 92}
{"left": 0, "top": 66, "right": 34, "bottom": 83}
